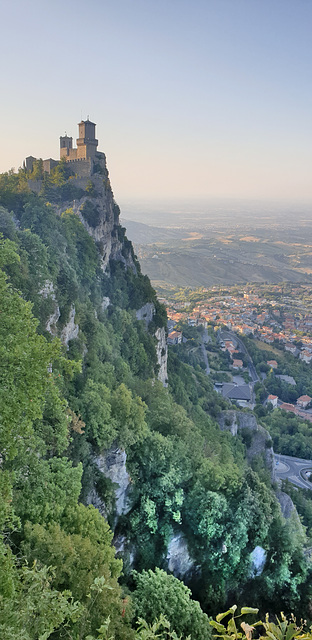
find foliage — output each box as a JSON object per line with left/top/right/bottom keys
{"left": 132, "top": 568, "right": 211, "bottom": 640}
{"left": 210, "top": 605, "right": 312, "bottom": 640}
{"left": 0, "top": 549, "right": 82, "bottom": 640}
{"left": 260, "top": 410, "right": 312, "bottom": 459}
{"left": 0, "top": 168, "right": 311, "bottom": 631}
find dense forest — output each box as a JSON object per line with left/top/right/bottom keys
{"left": 0, "top": 161, "right": 311, "bottom": 639}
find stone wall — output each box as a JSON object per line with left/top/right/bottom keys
{"left": 66, "top": 158, "right": 92, "bottom": 178}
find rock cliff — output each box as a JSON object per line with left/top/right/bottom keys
{"left": 136, "top": 303, "right": 168, "bottom": 386}
{"left": 87, "top": 446, "right": 131, "bottom": 522}
{"left": 218, "top": 410, "right": 275, "bottom": 478}
{"left": 166, "top": 532, "right": 195, "bottom": 578}
{"left": 58, "top": 157, "right": 136, "bottom": 273}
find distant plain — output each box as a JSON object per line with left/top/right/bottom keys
{"left": 121, "top": 199, "right": 312, "bottom": 289}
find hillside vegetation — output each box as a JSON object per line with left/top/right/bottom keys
{"left": 0, "top": 164, "right": 311, "bottom": 638}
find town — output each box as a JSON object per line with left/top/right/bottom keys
{"left": 163, "top": 283, "right": 312, "bottom": 419}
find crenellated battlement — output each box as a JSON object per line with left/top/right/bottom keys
{"left": 60, "top": 118, "right": 98, "bottom": 163}
{"left": 24, "top": 118, "right": 101, "bottom": 179}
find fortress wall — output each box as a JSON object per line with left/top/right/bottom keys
{"left": 67, "top": 158, "right": 92, "bottom": 178}
{"left": 68, "top": 148, "right": 78, "bottom": 160}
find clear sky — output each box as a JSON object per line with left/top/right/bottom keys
{"left": 1, "top": 0, "right": 311, "bottom": 203}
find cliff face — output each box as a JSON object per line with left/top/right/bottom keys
{"left": 218, "top": 410, "right": 275, "bottom": 478}
{"left": 57, "top": 156, "right": 136, "bottom": 272}
{"left": 37, "top": 154, "right": 168, "bottom": 388}
{"left": 136, "top": 303, "right": 168, "bottom": 386}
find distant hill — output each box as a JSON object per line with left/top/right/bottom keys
{"left": 123, "top": 222, "right": 312, "bottom": 288}
{"left": 121, "top": 218, "right": 191, "bottom": 244}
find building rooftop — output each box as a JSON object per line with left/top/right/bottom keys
{"left": 221, "top": 383, "right": 251, "bottom": 401}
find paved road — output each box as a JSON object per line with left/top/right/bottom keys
{"left": 220, "top": 330, "right": 259, "bottom": 383}
{"left": 201, "top": 328, "right": 210, "bottom": 375}
{"left": 274, "top": 453, "right": 312, "bottom": 490}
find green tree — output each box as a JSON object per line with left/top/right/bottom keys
{"left": 23, "top": 505, "right": 130, "bottom": 639}
{"left": 132, "top": 568, "right": 211, "bottom": 640}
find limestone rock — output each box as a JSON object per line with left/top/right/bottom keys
{"left": 218, "top": 410, "right": 274, "bottom": 478}
{"left": 58, "top": 159, "right": 136, "bottom": 273}
{"left": 90, "top": 447, "right": 131, "bottom": 519}
{"left": 166, "top": 532, "right": 195, "bottom": 578}
{"left": 39, "top": 280, "right": 60, "bottom": 335}
{"left": 60, "top": 305, "right": 79, "bottom": 348}
{"left": 249, "top": 545, "right": 267, "bottom": 577}
{"left": 136, "top": 302, "right": 155, "bottom": 327}
{"left": 46, "top": 305, "right": 61, "bottom": 336}
{"left": 155, "top": 327, "right": 168, "bottom": 387}
{"left": 113, "top": 533, "right": 136, "bottom": 568}
{"left": 276, "top": 490, "right": 297, "bottom": 519}
{"left": 102, "top": 296, "right": 110, "bottom": 311}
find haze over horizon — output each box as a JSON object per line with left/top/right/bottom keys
{"left": 1, "top": 0, "right": 311, "bottom": 207}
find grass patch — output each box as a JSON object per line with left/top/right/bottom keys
{"left": 253, "top": 339, "right": 285, "bottom": 359}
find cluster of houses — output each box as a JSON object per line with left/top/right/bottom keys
{"left": 166, "top": 286, "right": 312, "bottom": 364}
{"left": 220, "top": 338, "right": 243, "bottom": 370}
{"left": 167, "top": 330, "right": 183, "bottom": 345}
{"left": 267, "top": 394, "right": 312, "bottom": 422}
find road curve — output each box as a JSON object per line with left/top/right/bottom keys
{"left": 274, "top": 453, "right": 312, "bottom": 490}
{"left": 220, "top": 330, "right": 259, "bottom": 383}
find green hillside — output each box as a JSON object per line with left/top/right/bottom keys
{"left": 0, "top": 163, "right": 311, "bottom": 638}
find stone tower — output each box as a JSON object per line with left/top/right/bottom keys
{"left": 77, "top": 118, "right": 98, "bottom": 159}
{"left": 60, "top": 135, "right": 73, "bottom": 159}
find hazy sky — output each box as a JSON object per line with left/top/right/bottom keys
{"left": 1, "top": 0, "right": 311, "bottom": 203}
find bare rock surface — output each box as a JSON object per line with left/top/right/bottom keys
{"left": 58, "top": 159, "right": 136, "bottom": 273}
{"left": 136, "top": 302, "right": 155, "bottom": 327}
{"left": 60, "top": 305, "right": 79, "bottom": 348}
{"left": 249, "top": 546, "right": 267, "bottom": 577}
{"left": 276, "top": 490, "right": 297, "bottom": 519}
{"left": 90, "top": 447, "right": 131, "bottom": 518}
{"left": 155, "top": 327, "right": 168, "bottom": 387}
{"left": 39, "top": 281, "right": 60, "bottom": 335}
{"left": 166, "top": 532, "right": 195, "bottom": 578}
{"left": 102, "top": 296, "right": 110, "bottom": 311}
{"left": 218, "top": 410, "right": 274, "bottom": 478}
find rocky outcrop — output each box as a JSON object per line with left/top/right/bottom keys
{"left": 135, "top": 303, "right": 168, "bottom": 387}
{"left": 60, "top": 305, "right": 79, "bottom": 348}
{"left": 88, "top": 446, "right": 131, "bottom": 521}
{"left": 58, "top": 157, "right": 136, "bottom": 273}
{"left": 276, "top": 490, "right": 297, "bottom": 519}
{"left": 249, "top": 546, "right": 267, "bottom": 577}
{"left": 102, "top": 296, "right": 110, "bottom": 311}
{"left": 166, "top": 532, "right": 195, "bottom": 578}
{"left": 113, "top": 533, "right": 136, "bottom": 568}
{"left": 218, "top": 410, "right": 275, "bottom": 478}
{"left": 39, "top": 280, "right": 60, "bottom": 335}
{"left": 155, "top": 327, "right": 168, "bottom": 387}
{"left": 136, "top": 302, "right": 155, "bottom": 327}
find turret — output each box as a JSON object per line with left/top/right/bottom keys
{"left": 60, "top": 135, "right": 73, "bottom": 158}
{"left": 77, "top": 118, "right": 98, "bottom": 159}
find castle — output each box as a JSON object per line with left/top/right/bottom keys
{"left": 25, "top": 118, "right": 104, "bottom": 178}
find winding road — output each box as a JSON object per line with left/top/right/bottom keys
{"left": 220, "top": 330, "right": 259, "bottom": 383}
{"left": 274, "top": 453, "right": 312, "bottom": 490}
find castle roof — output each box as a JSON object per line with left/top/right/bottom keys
{"left": 79, "top": 119, "right": 96, "bottom": 126}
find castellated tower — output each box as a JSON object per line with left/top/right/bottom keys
{"left": 60, "top": 135, "right": 74, "bottom": 159}
{"left": 60, "top": 119, "right": 98, "bottom": 161}
{"left": 24, "top": 118, "right": 102, "bottom": 180}
{"left": 77, "top": 120, "right": 98, "bottom": 159}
